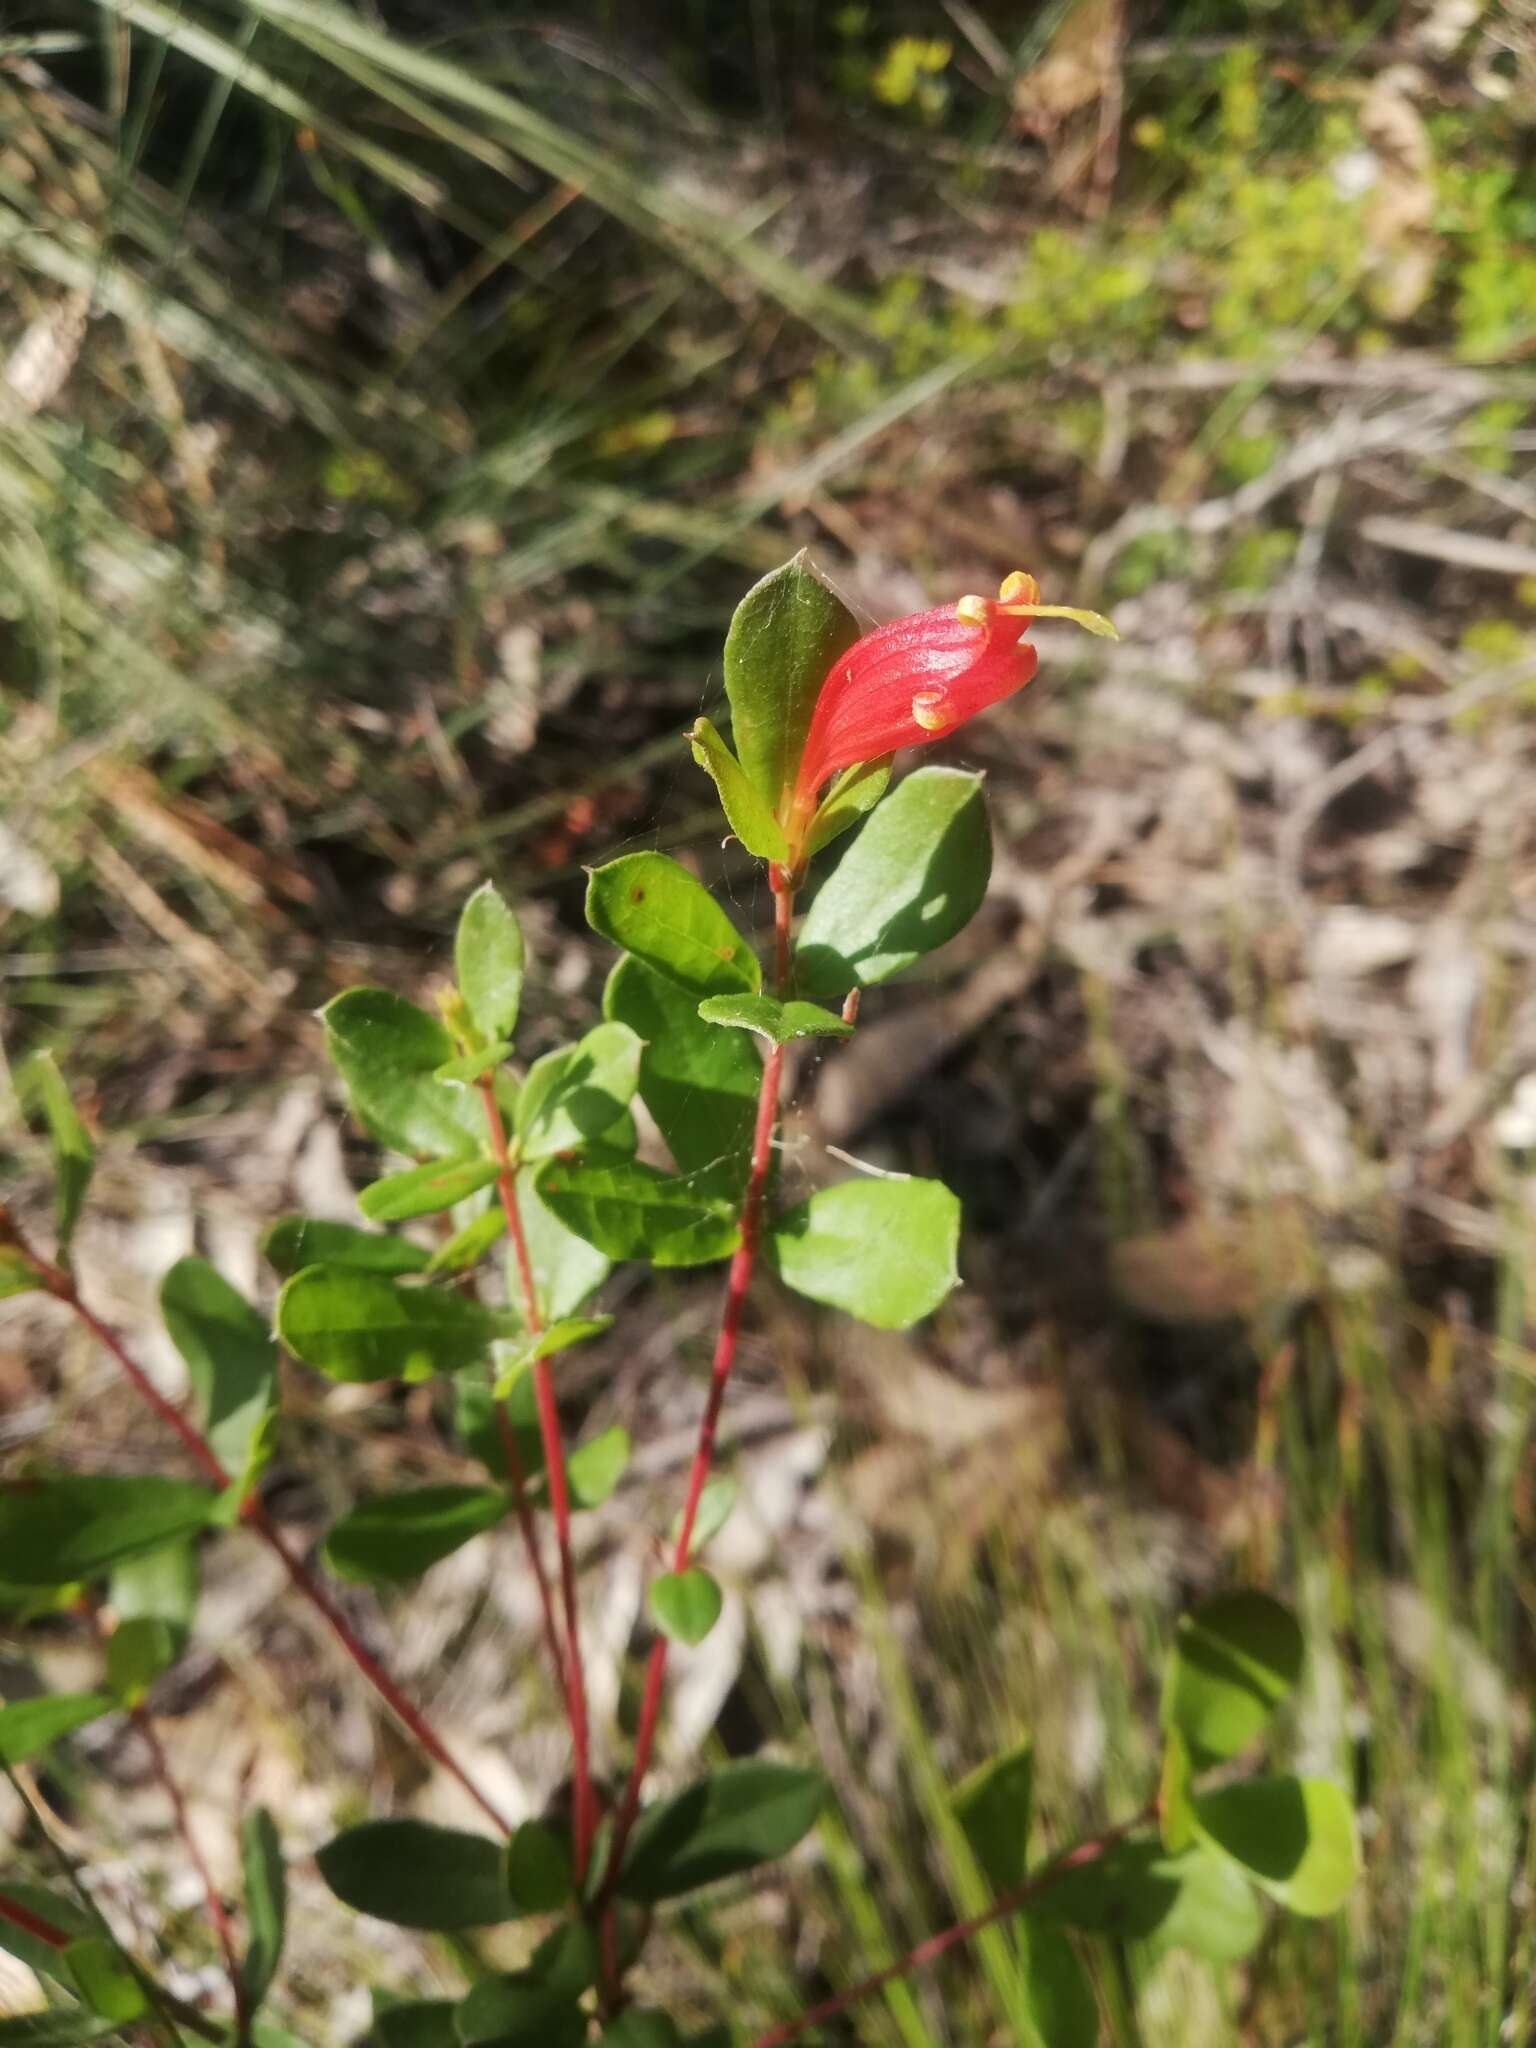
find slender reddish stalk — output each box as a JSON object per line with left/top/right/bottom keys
{"left": 4, "top": 1226, "right": 510, "bottom": 1836}
{"left": 477, "top": 1077, "right": 596, "bottom": 1878}
{"left": 130, "top": 1704, "right": 244, "bottom": 2022}
{"left": 0, "top": 1888, "right": 71, "bottom": 1950}
{"left": 747, "top": 1808, "right": 1155, "bottom": 2048}
{"left": 602, "top": 869, "right": 796, "bottom": 1895}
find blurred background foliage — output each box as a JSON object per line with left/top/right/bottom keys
{"left": 3, "top": 3, "right": 1536, "bottom": 2044}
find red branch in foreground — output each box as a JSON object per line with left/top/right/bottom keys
{"left": 5, "top": 1226, "right": 510, "bottom": 1837}
{"left": 0, "top": 1889, "right": 70, "bottom": 1950}
{"left": 478, "top": 1077, "right": 597, "bottom": 1879}
{"left": 130, "top": 1702, "right": 244, "bottom": 2023}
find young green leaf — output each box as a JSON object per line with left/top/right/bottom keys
{"left": 426, "top": 1207, "right": 507, "bottom": 1276}
{"left": 535, "top": 1159, "right": 740, "bottom": 1268}
{"left": 0, "top": 1247, "right": 43, "bottom": 1300}
{"left": 62, "top": 1938, "right": 146, "bottom": 2023}
{"left": 277, "top": 1266, "right": 502, "bottom": 1381}
{"left": 109, "top": 1542, "right": 198, "bottom": 1661}
{"left": 456, "top": 882, "right": 525, "bottom": 1041}
{"left": 723, "top": 552, "right": 860, "bottom": 810}
{"left": 605, "top": 956, "right": 759, "bottom": 1182}
{"left": 456, "top": 1974, "right": 585, "bottom": 2048}
{"left": 321, "top": 988, "right": 482, "bottom": 1158}
{"left": 434, "top": 1042, "right": 515, "bottom": 1085}
{"left": 805, "top": 756, "right": 891, "bottom": 859}
{"left": 315, "top": 1818, "right": 514, "bottom": 1929}
{"left": 357, "top": 1156, "right": 500, "bottom": 1223}
{"left": 506, "top": 1820, "right": 574, "bottom": 1914}
{"left": 669, "top": 1475, "right": 737, "bottom": 1558}
{"left": 618, "top": 1761, "right": 826, "bottom": 1903}
{"left": 697, "top": 993, "right": 852, "bottom": 1045}
{"left": 1192, "top": 1776, "right": 1359, "bottom": 1916}
{"left": 585, "top": 852, "right": 760, "bottom": 998}
{"left": 0, "top": 1693, "right": 115, "bottom": 1766}
{"left": 649, "top": 1567, "right": 723, "bottom": 1646}
{"left": 492, "top": 1317, "right": 612, "bottom": 1391}
{"left": 516, "top": 1021, "right": 643, "bottom": 1162}
{"left": 502, "top": 1164, "right": 611, "bottom": 1326}
{"left": 160, "top": 1257, "right": 277, "bottom": 1490}
{"left": 0, "top": 1477, "right": 216, "bottom": 1586}
{"left": 1161, "top": 1590, "right": 1304, "bottom": 1767}
{"left": 796, "top": 766, "right": 992, "bottom": 995}
{"left": 952, "top": 1739, "right": 1033, "bottom": 1895}
{"left": 238, "top": 1807, "right": 286, "bottom": 2011}
{"left": 687, "top": 716, "right": 788, "bottom": 862}
{"left": 262, "top": 1216, "right": 431, "bottom": 1280}
{"left": 322, "top": 1485, "right": 508, "bottom": 1584}
{"left": 1034, "top": 1838, "right": 1263, "bottom": 1963}
{"left": 106, "top": 1619, "right": 177, "bottom": 1704}
{"left": 766, "top": 1178, "right": 960, "bottom": 1329}
{"left": 567, "top": 1426, "right": 630, "bottom": 1510}
{"left": 26, "top": 1052, "right": 94, "bottom": 1257}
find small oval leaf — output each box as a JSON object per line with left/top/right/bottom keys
{"left": 277, "top": 1267, "right": 501, "bottom": 1382}
{"left": 585, "top": 853, "right": 759, "bottom": 998}
{"left": 456, "top": 883, "right": 526, "bottom": 1042}
{"left": 767, "top": 1178, "right": 960, "bottom": 1330}
{"left": 316, "top": 1818, "right": 512, "bottom": 1929}
{"left": 619, "top": 1762, "right": 826, "bottom": 1904}
{"left": 649, "top": 1567, "right": 723, "bottom": 1647}
{"left": 323, "top": 1486, "right": 508, "bottom": 1584}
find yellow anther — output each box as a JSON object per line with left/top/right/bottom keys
{"left": 911, "top": 688, "right": 953, "bottom": 732}
{"left": 955, "top": 594, "right": 990, "bottom": 628}
{"left": 998, "top": 570, "right": 1039, "bottom": 605}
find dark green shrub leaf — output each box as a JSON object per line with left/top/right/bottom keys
{"left": 316, "top": 1818, "right": 512, "bottom": 1929}
{"left": 619, "top": 1762, "right": 826, "bottom": 1903}
{"left": 805, "top": 757, "right": 891, "bottom": 858}
{"left": 62, "top": 1939, "right": 145, "bottom": 2024}
{"left": 1035, "top": 1838, "right": 1262, "bottom": 1963}
{"left": 359, "top": 1157, "right": 500, "bottom": 1223}
{"left": 0, "top": 2016, "right": 121, "bottom": 2045}
{"left": 323, "top": 1486, "right": 507, "bottom": 1584}
{"left": 535, "top": 1160, "right": 740, "bottom": 1268}
{"left": 952, "top": 1738, "right": 1032, "bottom": 1895}
{"left": 766, "top": 1178, "right": 960, "bottom": 1329}
{"left": 649, "top": 1568, "right": 722, "bottom": 1646}
{"left": 585, "top": 854, "right": 759, "bottom": 998}
{"left": 456, "top": 1973, "right": 585, "bottom": 2048}
{"left": 517, "top": 1022, "right": 643, "bottom": 1162}
{"left": 1192, "top": 1776, "right": 1359, "bottom": 1916}
{"left": 427, "top": 1209, "right": 508, "bottom": 1276}
{"left": 1162, "top": 1590, "right": 1304, "bottom": 1767}
{"left": 373, "top": 2002, "right": 461, "bottom": 2048}
{"left": 687, "top": 716, "right": 788, "bottom": 862}
{"left": 506, "top": 1820, "right": 573, "bottom": 1913}
{"left": 0, "top": 1477, "right": 216, "bottom": 1586}
{"left": 670, "top": 1476, "right": 737, "bottom": 1557}
{"left": 160, "top": 1256, "right": 277, "bottom": 1489}
{"left": 263, "top": 1216, "right": 431, "bottom": 1279}
{"left": 697, "top": 993, "right": 851, "bottom": 1045}
{"left": 567, "top": 1426, "right": 630, "bottom": 1509}
{"left": 605, "top": 958, "right": 759, "bottom": 1182}
{"left": 277, "top": 1267, "right": 501, "bottom": 1381}
{"left": 528, "top": 1919, "right": 598, "bottom": 1999}
{"left": 795, "top": 766, "right": 991, "bottom": 995}
{"left": 239, "top": 1806, "right": 286, "bottom": 2010}
{"left": 597, "top": 2015, "right": 682, "bottom": 2048}
{"left": 455, "top": 1372, "right": 543, "bottom": 1486}
{"left": 456, "top": 883, "right": 525, "bottom": 1041}
{"left": 723, "top": 552, "right": 859, "bottom": 810}
{"left": 1019, "top": 1922, "right": 1098, "bottom": 2048}
{"left": 0, "top": 1693, "right": 114, "bottom": 1765}
{"left": 322, "top": 988, "right": 483, "bottom": 1158}
{"left": 105, "top": 1619, "right": 176, "bottom": 1703}
{"left": 26, "top": 1052, "right": 94, "bottom": 1257}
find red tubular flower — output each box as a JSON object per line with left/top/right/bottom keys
{"left": 788, "top": 572, "right": 1115, "bottom": 827}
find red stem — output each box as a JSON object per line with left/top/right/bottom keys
{"left": 131, "top": 1703, "right": 244, "bottom": 2020}
{"left": 477, "top": 1078, "right": 596, "bottom": 1880}
{"left": 602, "top": 868, "right": 796, "bottom": 1896}
{"left": 746, "top": 1808, "right": 1155, "bottom": 2048}
{"left": 10, "top": 1235, "right": 511, "bottom": 1836}
{"left": 0, "top": 1889, "right": 71, "bottom": 1950}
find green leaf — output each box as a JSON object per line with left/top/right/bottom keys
{"left": 649, "top": 1568, "right": 723, "bottom": 1646}
{"left": 456, "top": 883, "right": 525, "bottom": 1042}
{"left": 323, "top": 1486, "right": 508, "bottom": 1584}
{"left": 505, "top": 1163, "right": 611, "bottom": 1325}
{"left": 456, "top": 1974, "right": 585, "bottom": 2048}
{"left": 1162, "top": 1590, "right": 1304, "bottom": 1767}
{"left": 160, "top": 1257, "right": 277, "bottom": 1489}
{"left": 435, "top": 1043, "right": 516, "bottom": 1085}
{"left": 239, "top": 1806, "right": 286, "bottom": 2010}
{"left": 26, "top": 1052, "right": 93, "bottom": 1257}
{"left": 109, "top": 1542, "right": 197, "bottom": 1661}
{"left": 373, "top": 2002, "right": 461, "bottom": 2048}
{"left": 62, "top": 1939, "right": 145, "bottom": 2024}
{"left": 0, "top": 1886, "right": 92, "bottom": 1979}
{"left": 316, "top": 1819, "right": 513, "bottom": 1929}
{"left": 585, "top": 853, "right": 759, "bottom": 998}
{"left": 952, "top": 1739, "right": 1032, "bottom": 1895}
{"left": 106, "top": 1619, "right": 176, "bottom": 1703}
{"left": 427, "top": 1208, "right": 508, "bottom": 1276}
{"left": 506, "top": 1821, "right": 573, "bottom": 1914}
{"left": 597, "top": 2016, "right": 681, "bottom": 2048}
{"left": 0, "top": 1247, "right": 43, "bottom": 1300}
{"left": 670, "top": 1476, "right": 737, "bottom": 1558}
{"left": 697, "top": 993, "right": 851, "bottom": 1045}
{"left": 766, "top": 1178, "right": 960, "bottom": 1329}
{"left": 528, "top": 1920, "right": 599, "bottom": 2001}
{"left": 795, "top": 766, "right": 992, "bottom": 995}
{"left": 492, "top": 1317, "right": 612, "bottom": 1391}
{"left": 1019, "top": 1922, "right": 1098, "bottom": 2048}
{"left": 1036, "top": 1838, "right": 1263, "bottom": 1963}
{"left": 517, "top": 1022, "right": 643, "bottom": 1162}
{"left": 805, "top": 756, "right": 891, "bottom": 859}
{"left": 605, "top": 957, "right": 759, "bottom": 1182}
{"left": 277, "top": 1266, "right": 500, "bottom": 1381}
{"left": 687, "top": 716, "right": 788, "bottom": 862}
{"left": 0, "top": 1477, "right": 216, "bottom": 1586}
{"left": 535, "top": 1159, "right": 740, "bottom": 1269}
{"left": 359, "top": 1157, "right": 500, "bottom": 1223}
{"left": 0, "top": 1692, "right": 114, "bottom": 1765}
{"left": 723, "top": 552, "right": 860, "bottom": 811}
{"left": 567, "top": 1426, "right": 630, "bottom": 1509}
{"left": 322, "top": 988, "right": 482, "bottom": 1158}
{"left": 1159, "top": 1726, "right": 1197, "bottom": 1855}
{"left": 263, "top": 1216, "right": 431, "bottom": 1280}
{"left": 619, "top": 1762, "right": 826, "bottom": 1903}
{"left": 1192, "top": 1776, "right": 1359, "bottom": 1916}
{"left": 0, "top": 2016, "right": 120, "bottom": 2046}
